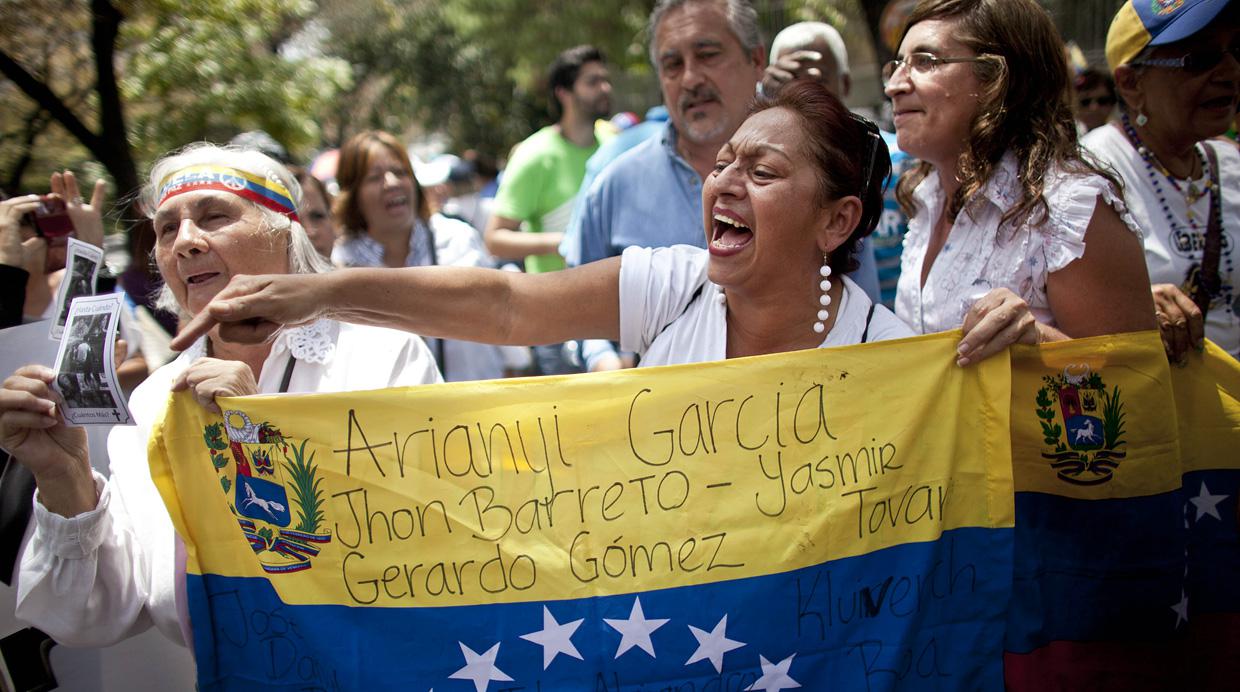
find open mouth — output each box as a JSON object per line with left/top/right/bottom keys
{"left": 711, "top": 212, "right": 753, "bottom": 252}
{"left": 186, "top": 272, "right": 220, "bottom": 286}
{"left": 384, "top": 195, "right": 409, "bottom": 211}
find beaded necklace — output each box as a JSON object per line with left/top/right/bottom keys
{"left": 1121, "top": 112, "right": 1232, "bottom": 307}
{"left": 1121, "top": 112, "right": 1214, "bottom": 229}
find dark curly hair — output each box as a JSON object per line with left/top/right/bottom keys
{"left": 894, "top": 0, "right": 1121, "bottom": 228}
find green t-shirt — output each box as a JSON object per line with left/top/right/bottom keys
{"left": 493, "top": 125, "right": 600, "bottom": 273}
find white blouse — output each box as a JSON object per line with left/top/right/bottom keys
{"left": 16, "top": 320, "right": 441, "bottom": 647}
{"left": 895, "top": 152, "right": 1141, "bottom": 334}
{"left": 619, "top": 245, "right": 913, "bottom": 367}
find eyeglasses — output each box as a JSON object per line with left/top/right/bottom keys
{"left": 881, "top": 52, "right": 1002, "bottom": 86}
{"left": 1129, "top": 44, "right": 1240, "bottom": 74}
{"left": 1078, "top": 95, "right": 1115, "bottom": 108}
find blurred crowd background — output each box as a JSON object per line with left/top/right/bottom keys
{"left": 1, "top": 0, "right": 1122, "bottom": 220}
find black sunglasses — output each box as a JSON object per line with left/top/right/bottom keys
{"left": 1130, "top": 43, "right": 1240, "bottom": 74}
{"left": 1078, "top": 95, "right": 1115, "bottom": 108}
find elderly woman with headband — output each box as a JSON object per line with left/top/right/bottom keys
{"left": 1084, "top": 0, "right": 1239, "bottom": 361}
{"left": 174, "top": 83, "right": 915, "bottom": 370}
{"left": 0, "top": 144, "right": 441, "bottom": 648}
{"left": 885, "top": 0, "right": 1156, "bottom": 364}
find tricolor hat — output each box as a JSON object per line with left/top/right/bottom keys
{"left": 1105, "top": 0, "right": 1232, "bottom": 72}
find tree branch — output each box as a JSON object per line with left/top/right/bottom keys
{"left": 0, "top": 49, "right": 101, "bottom": 155}
{"left": 91, "top": 0, "right": 127, "bottom": 153}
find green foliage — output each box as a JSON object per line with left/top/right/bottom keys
{"left": 1102, "top": 385, "right": 1126, "bottom": 449}
{"left": 121, "top": 0, "right": 351, "bottom": 162}
{"left": 210, "top": 452, "right": 229, "bottom": 470}
{"left": 1035, "top": 387, "right": 1055, "bottom": 409}
{"left": 319, "top": 0, "right": 545, "bottom": 156}
{"left": 447, "top": 0, "right": 653, "bottom": 85}
{"left": 203, "top": 423, "right": 229, "bottom": 451}
{"left": 1035, "top": 384, "right": 1061, "bottom": 447}
{"left": 257, "top": 526, "right": 274, "bottom": 548}
{"left": 220, "top": 476, "right": 232, "bottom": 493}
{"left": 285, "top": 439, "right": 325, "bottom": 534}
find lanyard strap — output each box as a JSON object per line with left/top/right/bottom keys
{"left": 278, "top": 354, "right": 296, "bottom": 393}
{"left": 1192, "top": 143, "right": 1224, "bottom": 318}
{"left": 424, "top": 226, "right": 446, "bottom": 373}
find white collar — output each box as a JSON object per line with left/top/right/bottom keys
{"left": 186, "top": 319, "right": 339, "bottom": 366}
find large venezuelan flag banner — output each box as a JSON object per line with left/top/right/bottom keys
{"left": 1004, "top": 333, "right": 1240, "bottom": 690}
{"left": 150, "top": 332, "right": 1017, "bottom": 691}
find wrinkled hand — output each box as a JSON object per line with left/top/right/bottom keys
{"left": 50, "top": 171, "right": 107, "bottom": 248}
{"left": 0, "top": 365, "right": 90, "bottom": 486}
{"left": 760, "top": 50, "right": 823, "bottom": 97}
{"left": 956, "top": 288, "right": 1040, "bottom": 366}
{"left": 0, "top": 194, "right": 42, "bottom": 267}
{"left": 1152, "top": 283, "right": 1204, "bottom": 364}
{"left": 171, "top": 358, "right": 259, "bottom": 414}
{"left": 170, "top": 273, "right": 328, "bottom": 351}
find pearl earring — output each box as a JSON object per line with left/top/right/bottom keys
{"left": 813, "top": 254, "right": 832, "bottom": 335}
{"left": 1135, "top": 111, "right": 1148, "bottom": 127}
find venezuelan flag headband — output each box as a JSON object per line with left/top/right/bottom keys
{"left": 157, "top": 165, "right": 301, "bottom": 224}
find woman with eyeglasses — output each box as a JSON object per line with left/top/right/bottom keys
{"left": 1083, "top": 0, "right": 1240, "bottom": 361}
{"left": 883, "top": 0, "right": 1156, "bottom": 365}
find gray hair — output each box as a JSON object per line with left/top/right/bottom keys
{"left": 143, "top": 142, "right": 330, "bottom": 315}
{"left": 647, "top": 0, "right": 763, "bottom": 69}
{"left": 770, "top": 21, "right": 849, "bottom": 76}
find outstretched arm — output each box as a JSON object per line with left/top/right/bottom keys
{"left": 171, "top": 257, "right": 624, "bottom": 350}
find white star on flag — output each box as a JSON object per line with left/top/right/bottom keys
{"left": 746, "top": 653, "right": 801, "bottom": 691}
{"left": 519, "top": 605, "right": 584, "bottom": 670}
{"left": 604, "top": 596, "right": 669, "bottom": 658}
{"left": 1190, "top": 482, "right": 1228, "bottom": 521}
{"left": 686, "top": 614, "right": 745, "bottom": 673}
{"left": 1172, "top": 590, "right": 1189, "bottom": 628}
{"left": 449, "top": 641, "right": 513, "bottom": 692}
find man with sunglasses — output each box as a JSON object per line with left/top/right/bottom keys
{"left": 1083, "top": 0, "right": 1240, "bottom": 362}
{"left": 1075, "top": 67, "right": 1117, "bottom": 133}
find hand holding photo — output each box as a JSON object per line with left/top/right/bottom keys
{"left": 49, "top": 237, "right": 103, "bottom": 340}
{"left": 51, "top": 293, "right": 133, "bottom": 426}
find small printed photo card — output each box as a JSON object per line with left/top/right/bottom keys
{"left": 49, "top": 237, "right": 104, "bottom": 341}
{"left": 51, "top": 293, "right": 133, "bottom": 426}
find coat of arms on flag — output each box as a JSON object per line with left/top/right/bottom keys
{"left": 202, "top": 410, "right": 331, "bottom": 573}
{"left": 1034, "top": 364, "right": 1127, "bottom": 485}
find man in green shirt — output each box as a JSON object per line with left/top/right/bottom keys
{"left": 486, "top": 45, "right": 612, "bottom": 373}
{"left": 486, "top": 45, "right": 612, "bottom": 275}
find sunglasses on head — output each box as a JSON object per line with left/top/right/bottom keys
{"left": 1130, "top": 43, "right": 1240, "bottom": 74}
{"left": 1078, "top": 95, "right": 1115, "bottom": 108}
